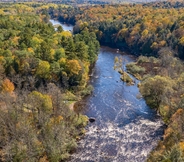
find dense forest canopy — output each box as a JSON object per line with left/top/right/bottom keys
{"left": 50, "top": 1, "right": 184, "bottom": 59}
{"left": 0, "top": 2, "right": 99, "bottom": 161}
{"left": 0, "top": 3, "right": 99, "bottom": 89}
{"left": 0, "top": 1, "right": 184, "bottom": 162}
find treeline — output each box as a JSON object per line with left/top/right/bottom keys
{"left": 0, "top": 0, "right": 157, "bottom": 4}
{"left": 144, "top": 0, "right": 184, "bottom": 8}
{"left": 50, "top": 1, "right": 184, "bottom": 59}
{"left": 0, "top": 3, "right": 99, "bottom": 161}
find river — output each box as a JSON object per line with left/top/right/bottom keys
{"left": 49, "top": 19, "right": 73, "bottom": 31}
{"left": 50, "top": 20, "right": 164, "bottom": 162}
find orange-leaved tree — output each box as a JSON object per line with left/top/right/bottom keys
{"left": 1, "top": 78, "right": 14, "bottom": 93}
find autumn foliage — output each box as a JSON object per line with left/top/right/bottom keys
{"left": 51, "top": 1, "right": 184, "bottom": 59}
{"left": 126, "top": 50, "right": 184, "bottom": 161}
{"left": 0, "top": 3, "right": 98, "bottom": 161}
{"left": 1, "top": 79, "right": 14, "bottom": 93}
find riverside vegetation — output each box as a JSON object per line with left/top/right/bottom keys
{"left": 127, "top": 53, "right": 184, "bottom": 161}
{"left": 0, "top": 3, "right": 99, "bottom": 161}
{"left": 49, "top": 1, "right": 184, "bottom": 161}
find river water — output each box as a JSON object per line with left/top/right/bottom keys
{"left": 49, "top": 19, "right": 73, "bottom": 31}
{"left": 50, "top": 20, "right": 164, "bottom": 162}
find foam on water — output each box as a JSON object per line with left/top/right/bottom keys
{"left": 69, "top": 118, "right": 163, "bottom": 162}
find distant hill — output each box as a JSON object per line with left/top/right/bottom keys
{"left": 0, "top": 0, "right": 166, "bottom": 4}
{"left": 1, "top": 0, "right": 183, "bottom": 7}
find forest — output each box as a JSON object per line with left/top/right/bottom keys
{"left": 49, "top": 1, "right": 184, "bottom": 161}
{"left": 50, "top": 0, "right": 184, "bottom": 58}
{"left": 0, "top": 3, "right": 99, "bottom": 161}
{"left": 1, "top": 0, "right": 184, "bottom": 161}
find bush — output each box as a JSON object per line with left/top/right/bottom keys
{"left": 80, "top": 85, "right": 94, "bottom": 96}
{"left": 120, "top": 71, "right": 134, "bottom": 85}
{"left": 126, "top": 63, "right": 145, "bottom": 79}
{"left": 137, "top": 56, "right": 149, "bottom": 64}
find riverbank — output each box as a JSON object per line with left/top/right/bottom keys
{"left": 126, "top": 55, "right": 184, "bottom": 161}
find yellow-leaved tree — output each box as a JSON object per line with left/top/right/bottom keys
{"left": 66, "top": 59, "right": 82, "bottom": 76}
{"left": 179, "top": 37, "right": 184, "bottom": 46}
{"left": 29, "top": 91, "right": 53, "bottom": 113}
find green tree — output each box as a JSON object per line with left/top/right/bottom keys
{"left": 54, "top": 48, "right": 65, "bottom": 61}
{"left": 75, "top": 41, "right": 88, "bottom": 61}
{"left": 36, "top": 60, "right": 50, "bottom": 79}
{"left": 140, "top": 75, "right": 173, "bottom": 109}
{"left": 57, "top": 25, "right": 63, "bottom": 32}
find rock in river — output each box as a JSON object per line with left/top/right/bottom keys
{"left": 89, "top": 117, "right": 96, "bottom": 123}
